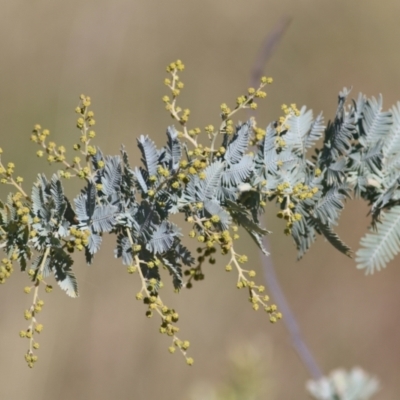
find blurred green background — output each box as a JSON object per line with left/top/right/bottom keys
{"left": 1, "top": 1, "right": 400, "bottom": 399}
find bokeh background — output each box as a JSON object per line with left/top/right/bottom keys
{"left": 1, "top": 1, "right": 400, "bottom": 399}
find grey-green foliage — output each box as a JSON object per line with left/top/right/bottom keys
{"left": 3, "top": 89, "right": 400, "bottom": 298}
{"left": 306, "top": 367, "right": 379, "bottom": 400}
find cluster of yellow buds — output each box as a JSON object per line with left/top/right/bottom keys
{"left": 184, "top": 245, "right": 217, "bottom": 290}
{"left": 276, "top": 103, "right": 301, "bottom": 134}
{"left": 0, "top": 257, "right": 14, "bottom": 284}
{"left": 252, "top": 126, "right": 266, "bottom": 144}
{"left": 166, "top": 59, "right": 185, "bottom": 73}
{"left": 30, "top": 125, "right": 50, "bottom": 145}
{"left": 20, "top": 286, "right": 46, "bottom": 368}
{"left": 0, "top": 156, "right": 25, "bottom": 187}
{"left": 67, "top": 227, "right": 90, "bottom": 252}
{"left": 274, "top": 181, "right": 319, "bottom": 235}
{"left": 275, "top": 181, "right": 319, "bottom": 203}
{"left": 292, "top": 182, "right": 319, "bottom": 201}
{"left": 72, "top": 95, "right": 97, "bottom": 167}
{"left": 157, "top": 165, "right": 170, "bottom": 177}
{"left": 231, "top": 76, "right": 272, "bottom": 113}
{"left": 220, "top": 103, "right": 232, "bottom": 117}
{"left": 277, "top": 207, "right": 302, "bottom": 236}
{"left": 131, "top": 261, "right": 193, "bottom": 365}
{"left": 31, "top": 126, "right": 64, "bottom": 164}
{"left": 281, "top": 103, "right": 300, "bottom": 117}
{"left": 9, "top": 192, "right": 30, "bottom": 226}
{"left": 187, "top": 127, "right": 201, "bottom": 138}
{"left": 227, "top": 249, "right": 281, "bottom": 320}
{"left": 192, "top": 228, "right": 234, "bottom": 255}
{"left": 204, "top": 124, "right": 214, "bottom": 134}
{"left": 170, "top": 339, "right": 193, "bottom": 366}
{"left": 24, "top": 351, "right": 39, "bottom": 368}
{"left": 163, "top": 60, "right": 190, "bottom": 129}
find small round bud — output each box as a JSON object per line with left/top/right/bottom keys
{"left": 186, "top": 357, "right": 194, "bottom": 366}
{"left": 127, "top": 266, "right": 137, "bottom": 274}
{"left": 182, "top": 340, "right": 190, "bottom": 350}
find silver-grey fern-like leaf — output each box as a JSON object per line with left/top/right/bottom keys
{"left": 166, "top": 126, "right": 181, "bottom": 172}
{"left": 291, "top": 207, "right": 316, "bottom": 260}
{"left": 225, "top": 121, "right": 250, "bottom": 165}
{"left": 353, "top": 92, "right": 367, "bottom": 122}
{"left": 276, "top": 149, "right": 301, "bottom": 173}
{"left": 350, "top": 142, "right": 383, "bottom": 176}
{"left": 321, "top": 88, "right": 355, "bottom": 162}
{"left": 74, "top": 193, "right": 89, "bottom": 225}
{"left": 248, "top": 230, "right": 270, "bottom": 256}
{"left": 115, "top": 233, "right": 133, "bottom": 265}
{"left": 257, "top": 123, "right": 278, "bottom": 175}
{"left": 313, "top": 184, "right": 351, "bottom": 225}
{"left": 51, "top": 248, "right": 78, "bottom": 298}
{"left": 137, "top": 135, "right": 159, "bottom": 176}
{"left": 32, "top": 175, "right": 50, "bottom": 222}
{"left": 146, "top": 221, "right": 177, "bottom": 254}
{"left": 383, "top": 102, "right": 400, "bottom": 159}
{"left": 87, "top": 182, "right": 96, "bottom": 219}
{"left": 50, "top": 174, "right": 66, "bottom": 218}
{"left": 361, "top": 95, "right": 392, "bottom": 148}
{"left": 204, "top": 199, "right": 232, "bottom": 230}
{"left": 325, "top": 158, "right": 347, "bottom": 186}
{"left": 175, "top": 243, "right": 194, "bottom": 266}
{"left": 356, "top": 206, "right": 400, "bottom": 274}
{"left": 221, "top": 154, "right": 253, "bottom": 186}
{"left": 226, "top": 200, "right": 269, "bottom": 235}
{"left": 92, "top": 204, "right": 118, "bottom": 233}
{"left": 134, "top": 167, "right": 148, "bottom": 194}
{"left": 161, "top": 256, "right": 183, "bottom": 289}
{"left": 199, "top": 160, "right": 225, "bottom": 200}
{"left": 285, "top": 106, "right": 313, "bottom": 155}
{"left": 54, "top": 267, "right": 78, "bottom": 298}
{"left": 120, "top": 146, "right": 136, "bottom": 196}
{"left": 87, "top": 231, "right": 102, "bottom": 255}
{"left": 101, "top": 156, "right": 122, "bottom": 196}
{"left": 314, "top": 218, "right": 352, "bottom": 257}
{"left": 33, "top": 253, "right": 51, "bottom": 279}
{"left": 215, "top": 184, "right": 238, "bottom": 203}
{"left": 305, "top": 112, "right": 324, "bottom": 150}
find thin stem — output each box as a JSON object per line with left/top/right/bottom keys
{"left": 250, "top": 16, "right": 292, "bottom": 90}
{"left": 168, "top": 70, "right": 198, "bottom": 148}
{"left": 28, "top": 246, "right": 50, "bottom": 354}
{"left": 260, "top": 238, "right": 323, "bottom": 380}
{"left": 125, "top": 228, "right": 190, "bottom": 360}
